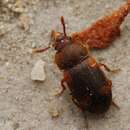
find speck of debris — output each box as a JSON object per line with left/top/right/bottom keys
{"left": 19, "top": 14, "right": 31, "bottom": 31}
{"left": 48, "top": 106, "right": 60, "bottom": 119}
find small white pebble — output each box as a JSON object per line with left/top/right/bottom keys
{"left": 31, "top": 59, "right": 46, "bottom": 81}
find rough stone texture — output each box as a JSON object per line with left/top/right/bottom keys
{"left": 0, "top": 0, "right": 130, "bottom": 130}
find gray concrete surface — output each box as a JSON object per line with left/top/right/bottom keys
{"left": 0, "top": 0, "right": 130, "bottom": 130}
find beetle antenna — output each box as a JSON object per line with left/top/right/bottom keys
{"left": 32, "top": 30, "right": 55, "bottom": 53}
{"left": 61, "top": 16, "right": 67, "bottom": 37}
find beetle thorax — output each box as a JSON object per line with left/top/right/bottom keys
{"left": 55, "top": 43, "right": 89, "bottom": 70}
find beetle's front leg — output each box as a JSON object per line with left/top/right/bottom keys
{"left": 32, "top": 30, "right": 55, "bottom": 53}
{"left": 32, "top": 46, "right": 50, "bottom": 53}
{"left": 99, "top": 63, "right": 120, "bottom": 73}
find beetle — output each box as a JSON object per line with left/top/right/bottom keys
{"left": 33, "top": 16, "right": 119, "bottom": 114}
{"left": 32, "top": 0, "right": 130, "bottom": 114}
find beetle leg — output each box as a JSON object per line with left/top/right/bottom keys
{"left": 56, "top": 72, "right": 72, "bottom": 96}
{"left": 72, "top": 98, "right": 84, "bottom": 111}
{"left": 55, "top": 78, "right": 67, "bottom": 96}
{"left": 99, "top": 63, "right": 120, "bottom": 73}
{"left": 32, "top": 46, "right": 50, "bottom": 53}
{"left": 111, "top": 100, "right": 120, "bottom": 109}
{"left": 60, "top": 78, "right": 66, "bottom": 94}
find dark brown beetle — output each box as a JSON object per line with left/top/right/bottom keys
{"left": 34, "top": 16, "right": 119, "bottom": 114}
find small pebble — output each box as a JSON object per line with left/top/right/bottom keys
{"left": 49, "top": 107, "right": 60, "bottom": 118}
{"left": 31, "top": 59, "right": 46, "bottom": 81}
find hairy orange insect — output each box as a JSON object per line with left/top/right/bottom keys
{"left": 71, "top": 0, "right": 130, "bottom": 49}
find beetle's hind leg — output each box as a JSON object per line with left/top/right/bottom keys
{"left": 72, "top": 98, "right": 85, "bottom": 111}
{"left": 112, "top": 100, "right": 120, "bottom": 109}
{"left": 99, "top": 63, "right": 120, "bottom": 73}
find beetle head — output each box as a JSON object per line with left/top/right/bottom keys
{"left": 32, "top": 16, "right": 72, "bottom": 53}
{"left": 51, "top": 16, "right": 72, "bottom": 51}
